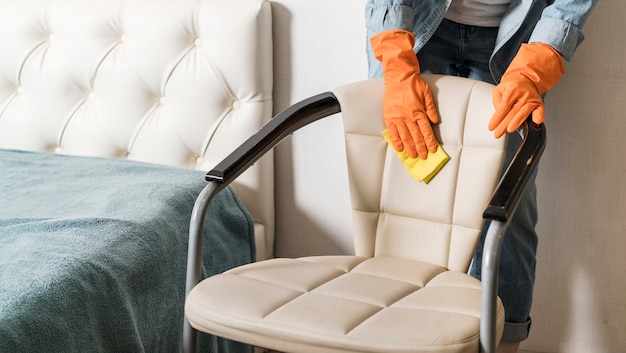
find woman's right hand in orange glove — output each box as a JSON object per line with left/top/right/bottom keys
{"left": 370, "top": 30, "right": 439, "bottom": 160}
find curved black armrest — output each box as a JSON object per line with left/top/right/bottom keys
{"left": 184, "top": 92, "right": 341, "bottom": 353}
{"left": 483, "top": 120, "right": 547, "bottom": 222}
{"left": 206, "top": 92, "right": 341, "bottom": 185}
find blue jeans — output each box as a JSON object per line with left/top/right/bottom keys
{"left": 421, "top": 19, "right": 538, "bottom": 343}
{"left": 369, "top": 18, "right": 539, "bottom": 342}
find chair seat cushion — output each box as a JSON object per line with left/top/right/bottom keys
{"left": 186, "top": 255, "right": 504, "bottom": 353}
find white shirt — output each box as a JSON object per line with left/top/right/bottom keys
{"left": 445, "top": 0, "right": 512, "bottom": 27}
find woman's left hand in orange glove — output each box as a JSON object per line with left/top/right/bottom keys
{"left": 489, "top": 43, "right": 565, "bottom": 138}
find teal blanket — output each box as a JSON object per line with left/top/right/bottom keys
{"left": 0, "top": 149, "right": 254, "bottom": 353}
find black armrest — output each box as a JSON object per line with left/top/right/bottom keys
{"left": 206, "top": 92, "right": 341, "bottom": 185}
{"left": 483, "top": 120, "right": 547, "bottom": 222}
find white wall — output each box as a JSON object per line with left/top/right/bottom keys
{"left": 271, "top": 0, "right": 367, "bottom": 257}
{"left": 270, "top": 1, "right": 626, "bottom": 352}
{"left": 529, "top": 0, "right": 626, "bottom": 351}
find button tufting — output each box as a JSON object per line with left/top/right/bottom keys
{"left": 88, "top": 92, "right": 96, "bottom": 100}
{"left": 193, "top": 37, "right": 202, "bottom": 47}
{"left": 117, "top": 150, "right": 129, "bottom": 159}
{"left": 16, "top": 87, "right": 24, "bottom": 95}
{"left": 48, "top": 33, "right": 56, "bottom": 42}
{"left": 120, "top": 34, "right": 127, "bottom": 43}
{"left": 232, "top": 100, "right": 241, "bottom": 109}
{"left": 159, "top": 96, "right": 167, "bottom": 104}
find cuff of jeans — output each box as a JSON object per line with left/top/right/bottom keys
{"left": 501, "top": 317, "right": 532, "bottom": 343}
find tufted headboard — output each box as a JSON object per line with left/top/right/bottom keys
{"left": 0, "top": 0, "right": 274, "bottom": 260}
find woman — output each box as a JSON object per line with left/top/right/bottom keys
{"left": 366, "top": 1, "right": 597, "bottom": 352}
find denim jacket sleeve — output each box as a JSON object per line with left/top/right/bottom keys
{"left": 365, "top": 0, "right": 449, "bottom": 47}
{"left": 365, "top": 0, "right": 449, "bottom": 77}
{"left": 365, "top": 0, "right": 417, "bottom": 32}
{"left": 529, "top": 0, "right": 598, "bottom": 61}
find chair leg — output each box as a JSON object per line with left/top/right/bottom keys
{"left": 183, "top": 319, "right": 197, "bottom": 353}
{"left": 183, "top": 183, "right": 221, "bottom": 353}
{"left": 480, "top": 220, "right": 508, "bottom": 353}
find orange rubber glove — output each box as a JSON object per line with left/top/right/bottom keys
{"left": 370, "top": 30, "right": 439, "bottom": 159}
{"left": 489, "top": 43, "right": 565, "bottom": 138}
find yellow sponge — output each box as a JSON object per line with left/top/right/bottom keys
{"left": 382, "top": 130, "right": 450, "bottom": 184}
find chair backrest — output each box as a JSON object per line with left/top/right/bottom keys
{"left": 0, "top": 0, "right": 274, "bottom": 259}
{"left": 334, "top": 75, "right": 507, "bottom": 272}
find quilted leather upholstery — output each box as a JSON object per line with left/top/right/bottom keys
{"left": 339, "top": 77, "right": 506, "bottom": 272}
{"left": 0, "top": 0, "right": 274, "bottom": 259}
{"left": 186, "top": 76, "right": 506, "bottom": 353}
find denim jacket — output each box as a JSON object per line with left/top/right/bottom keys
{"left": 365, "top": 0, "right": 597, "bottom": 81}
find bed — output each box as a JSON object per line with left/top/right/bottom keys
{"left": 0, "top": 0, "right": 273, "bottom": 351}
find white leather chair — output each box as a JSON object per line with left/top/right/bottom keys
{"left": 184, "top": 75, "right": 546, "bottom": 353}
